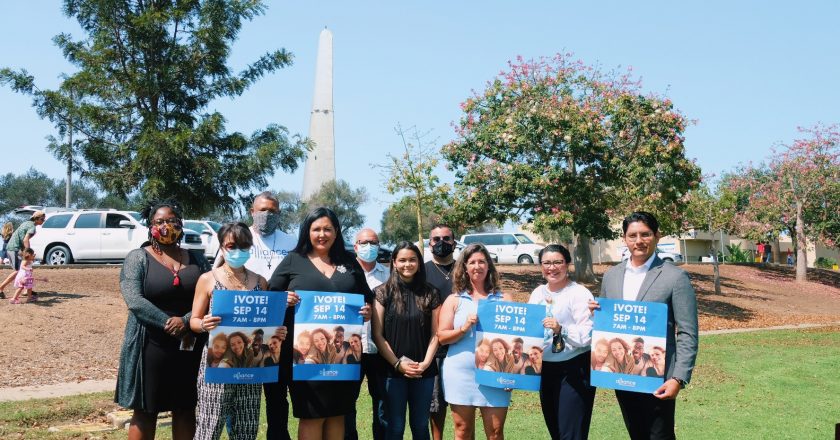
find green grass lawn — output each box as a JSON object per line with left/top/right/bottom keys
{"left": 2, "top": 327, "right": 838, "bottom": 439}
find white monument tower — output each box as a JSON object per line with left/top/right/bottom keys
{"left": 301, "top": 28, "right": 336, "bottom": 201}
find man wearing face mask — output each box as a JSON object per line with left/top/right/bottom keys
{"left": 424, "top": 224, "right": 456, "bottom": 440}
{"left": 347, "top": 228, "right": 388, "bottom": 440}
{"left": 244, "top": 191, "right": 296, "bottom": 440}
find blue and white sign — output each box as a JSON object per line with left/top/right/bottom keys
{"left": 292, "top": 291, "right": 365, "bottom": 381}
{"left": 205, "top": 290, "right": 288, "bottom": 384}
{"left": 474, "top": 300, "right": 546, "bottom": 391}
{"left": 590, "top": 298, "right": 668, "bottom": 393}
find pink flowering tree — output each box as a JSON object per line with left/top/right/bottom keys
{"left": 726, "top": 125, "right": 840, "bottom": 281}
{"left": 442, "top": 54, "right": 701, "bottom": 281}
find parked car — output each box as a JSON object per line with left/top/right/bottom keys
{"left": 30, "top": 210, "right": 205, "bottom": 265}
{"left": 183, "top": 220, "right": 222, "bottom": 260}
{"left": 418, "top": 239, "right": 499, "bottom": 263}
{"left": 459, "top": 232, "right": 543, "bottom": 264}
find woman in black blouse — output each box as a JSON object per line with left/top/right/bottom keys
{"left": 269, "top": 207, "right": 373, "bottom": 440}
{"left": 371, "top": 241, "right": 441, "bottom": 440}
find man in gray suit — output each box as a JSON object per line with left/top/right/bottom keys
{"left": 598, "top": 211, "right": 698, "bottom": 439}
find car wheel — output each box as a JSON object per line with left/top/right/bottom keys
{"left": 517, "top": 254, "right": 534, "bottom": 264}
{"left": 663, "top": 257, "right": 674, "bottom": 262}
{"left": 46, "top": 245, "right": 73, "bottom": 266}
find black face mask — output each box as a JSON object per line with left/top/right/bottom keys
{"left": 431, "top": 240, "right": 455, "bottom": 258}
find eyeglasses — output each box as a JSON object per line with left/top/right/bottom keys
{"left": 430, "top": 236, "right": 453, "bottom": 243}
{"left": 152, "top": 218, "right": 182, "bottom": 227}
{"left": 625, "top": 232, "right": 654, "bottom": 242}
{"left": 356, "top": 240, "right": 379, "bottom": 245}
{"left": 541, "top": 260, "right": 567, "bottom": 268}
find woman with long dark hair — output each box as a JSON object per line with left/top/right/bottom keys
{"left": 269, "top": 207, "right": 373, "bottom": 440}
{"left": 371, "top": 241, "right": 441, "bottom": 440}
{"left": 115, "top": 200, "right": 210, "bottom": 440}
{"left": 437, "top": 243, "right": 511, "bottom": 440}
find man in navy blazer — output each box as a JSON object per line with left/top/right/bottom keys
{"left": 598, "top": 211, "right": 699, "bottom": 439}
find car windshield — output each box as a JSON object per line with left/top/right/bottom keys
{"left": 514, "top": 234, "right": 534, "bottom": 244}
{"left": 207, "top": 221, "right": 222, "bottom": 232}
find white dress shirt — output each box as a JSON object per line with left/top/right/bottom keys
{"left": 361, "top": 261, "right": 388, "bottom": 354}
{"left": 527, "top": 281, "right": 594, "bottom": 362}
{"left": 622, "top": 253, "right": 657, "bottom": 301}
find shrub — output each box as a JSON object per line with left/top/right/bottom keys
{"left": 815, "top": 257, "right": 838, "bottom": 269}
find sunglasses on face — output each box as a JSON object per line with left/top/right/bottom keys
{"left": 430, "top": 236, "right": 453, "bottom": 243}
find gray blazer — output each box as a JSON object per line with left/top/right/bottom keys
{"left": 600, "top": 256, "right": 699, "bottom": 383}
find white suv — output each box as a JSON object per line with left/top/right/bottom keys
{"left": 30, "top": 210, "right": 205, "bottom": 265}
{"left": 459, "top": 233, "right": 543, "bottom": 264}
{"left": 183, "top": 220, "right": 222, "bottom": 260}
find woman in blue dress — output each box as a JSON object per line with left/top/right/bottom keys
{"left": 437, "top": 243, "right": 512, "bottom": 440}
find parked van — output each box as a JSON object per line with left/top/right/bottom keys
{"left": 459, "top": 233, "right": 543, "bottom": 264}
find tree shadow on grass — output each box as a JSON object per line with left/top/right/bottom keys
{"left": 697, "top": 297, "right": 755, "bottom": 322}
{"left": 27, "top": 291, "right": 86, "bottom": 307}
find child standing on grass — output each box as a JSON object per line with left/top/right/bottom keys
{"left": 9, "top": 248, "right": 47, "bottom": 304}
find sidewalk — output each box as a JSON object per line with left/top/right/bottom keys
{"left": 1, "top": 321, "right": 838, "bottom": 403}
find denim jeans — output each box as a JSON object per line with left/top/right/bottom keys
{"left": 381, "top": 375, "right": 435, "bottom": 440}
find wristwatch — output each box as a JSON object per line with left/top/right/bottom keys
{"left": 670, "top": 377, "right": 686, "bottom": 388}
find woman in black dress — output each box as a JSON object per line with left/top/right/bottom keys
{"left": 269, "top": 207, "right": 373, "bottom": 440}
{"left": 115, "top": 201, "right": 210, "bottom": 440}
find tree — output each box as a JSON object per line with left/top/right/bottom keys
{"left": 0, "top": 168, "right": 128, "bottom": 218}
{"left": 726, "top": 125, "right": 840, "bottom": 281}
{"left": 380, "top": 196, "right": 450, "bottom": 245}
{"left": 301, "top": 180, "right": 368, "bottom": 236}
{"left": 377, "top": 125, "right": 451, "bottom": 253}
{"left": 1, "top": 0, "right": 307, "bottom": 218}
{"left": 683, "top": 182, "right": 738, "bottom": 294}
{"left": 442, "top": 54, "right": 700, "bottom": 281}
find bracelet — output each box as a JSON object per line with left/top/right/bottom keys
{"left": 394, "top": 359, "right": 401, "bottom": 371}
{"left": 199, "top": 320, "right": 207, "bottom": 333}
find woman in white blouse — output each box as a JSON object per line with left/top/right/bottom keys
{"left": 527, "top": 244, "right": 596, "bottom": 440}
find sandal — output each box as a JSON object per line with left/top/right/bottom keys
{"left": 9, "top": 298, "right": 21, "bottom": 304}
{"left": 29, "top": 293, "right": 38, "bottom": 302}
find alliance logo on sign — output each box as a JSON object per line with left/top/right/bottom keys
{"left": 233, "top": 372, "right": 256, "bottom": 381}
{"left": 320, "top": 369, "right": 339, "bottom": 377}
{"left": 616, "top": 378, "right": 637, "bottom": 387}
{"left": 497, "top": 377, "right": 516, "bottom": 386}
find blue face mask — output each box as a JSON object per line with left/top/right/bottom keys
{"left": 225, "top": 248, "right": 251, "bottom": 268}
{"left": 356, "top": 244, "right": 379, "bottom": 263}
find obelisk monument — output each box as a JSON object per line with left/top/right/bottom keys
{"left": 301, "top": 28, "right": 336, "bottom": 201}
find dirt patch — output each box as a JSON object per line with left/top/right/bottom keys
{"left": 0, "top": 263, "right": 838, "bottom": 388}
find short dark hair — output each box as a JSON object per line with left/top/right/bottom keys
{"left": 141, "top": 199, "right": 184, "bottom": 225}
{"left": 622, "top": 211, "right": 660, "bottom": 234}
{"left": 430, "top": 224, "right": 454, "bottom": 238}
{"left": 253, "top": 191, "right": 279, "bottom": 207}
{"left": 633, "top": 337, "right": 645, "bottom": 344}
{"left": 292, "top": 207, "right": 352, "bottom": 264}
{"left": 538, "top": 244, "right": 572, "bottom": 264}
{"left": 217, "top": 222, "right": 254, "bottom": 249}
{"left": 333, "top": 326, "right": 345, "bottom": 333}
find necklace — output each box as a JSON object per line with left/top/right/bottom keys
{"left": 432, "top": 261, "right": 453, "bottom": 280}
{"left": 162, "top": 251, "right": 184, "bottom": 286}
{"left": 255, "top": 230, "right": 279, "bottom": 270}
{"left": 223, "top": 266, "right": 249, "bottom": 289}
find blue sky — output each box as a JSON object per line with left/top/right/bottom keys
{"left": 2, "top": 1, "right": 839, "bottom": 232}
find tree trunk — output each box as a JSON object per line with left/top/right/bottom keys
{"left": 795, "top": 201, "right": 807, "bottom": 282}
{"left": 415, "top": 200, "right": 424, "bottom": 254}
{"left": 572, "top": 234, "right": 595, "bottom": 283}
{"left": 711, "top": 235, "right": 721, "bottom": 295}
